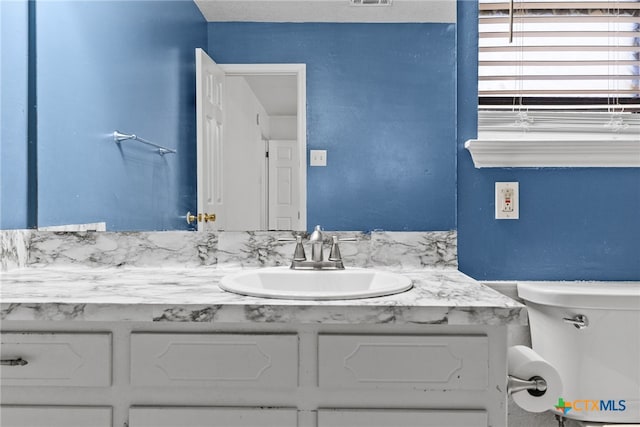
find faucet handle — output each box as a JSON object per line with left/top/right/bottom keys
{"left": 292, "top": 235, "right": 307, "bottom": 261}
{"left": 278, "top": 235, "right": 307, "bottom": 261}
{"left": 328, "top": 236, "right": 357, "bottom": 262}
{"left": 328, "top": 236, "right": 342, "bottom": 262}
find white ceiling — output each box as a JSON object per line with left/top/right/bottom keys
{"left": 193, "top": 0, "right": 456, "bottom": 23}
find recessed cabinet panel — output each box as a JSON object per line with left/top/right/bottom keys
{"left": 318, "top": 335, "right": 488, "bottom": 390}
{"left": 0, "top": 406, "right": 112, "bottom": 427}
{"left": 130, "top": 333, "right": 298, "bottom": 387}
{"left": 129, "top": 407, "right": 298, "bottom": 427}
{"left": 0, "top": 333, "right": 111, "bottom": 387}
{"left": 318, "top": 409, "right": 487, "bottom": 427}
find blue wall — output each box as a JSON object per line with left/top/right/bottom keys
{"left": 36, "top": 0, "right": 206, "bottom": 230}
{"left": 0, "top": 0, "right": 29, "bottom": 229}
{"left": 208, "top": 23, "right": 457, "bottom": 231}
{"left": 456, "top": 0, "right": 640, "bottom": 281}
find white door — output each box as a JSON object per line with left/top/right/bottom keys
{"left": 268, "top": 139, "right": 300, "bottom": 230}
{"left": 196, "top": 48, "right": 225, "bottom": 231}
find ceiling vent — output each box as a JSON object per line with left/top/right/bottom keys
{"left": 350, "top": 0, "right": 392, "bottom": 6}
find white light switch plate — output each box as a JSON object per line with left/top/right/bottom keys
{"left": 310, "top": 150, "right": 327, "bottom": 167}
{"left": 495, "top": 182, "right": 519, "bottom": 219}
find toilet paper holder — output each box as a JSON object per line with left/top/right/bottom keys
{"left": 508, "top": 375, "right": 548, "bottom": 396}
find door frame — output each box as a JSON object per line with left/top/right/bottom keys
{"left": 219, "top": 63, "right": 307, "bottom": 232}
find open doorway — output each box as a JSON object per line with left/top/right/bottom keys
{"left": 222, "top": 65, "right": 307, "bottom": 232}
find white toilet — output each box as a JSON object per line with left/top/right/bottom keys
{"left": 517, "top": 281, "right": 640, "bottom": 426}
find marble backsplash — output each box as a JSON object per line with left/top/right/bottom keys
{"left": 1, "top": 230, "right": 457, "bottom": 271}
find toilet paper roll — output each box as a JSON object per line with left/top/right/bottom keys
{"left": 508, "top": 345, "right": 563, "bottom": 413}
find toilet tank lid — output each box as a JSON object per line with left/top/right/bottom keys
{"left": 517, "top": 281, "right": 640, "bottom": 309}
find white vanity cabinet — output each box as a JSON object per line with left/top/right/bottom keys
{"left": 318, "top": 334, "right": 489, "bottom": 390}
{"left": 313, "top": 333, "right": 499, "bottom": 427}
{"left": 129, "top": 407, "right": 298, "bottom": 427}
{"left": 0, "top": 332, "right": 111, "bottom": 387}
{"left": 0, "top": 323, "right": 508, "bottom": 427}
{"left": 129, "top": 408, "right": 487, "bottom": 427}
{"left": 130, "top": 333, "right": 298, "bottom": 388}
{"left": 0, "top": 332, "right": 113, "bottom": 426}
{"left": 0, "top": 406, "right": 112, "bottom": 427}
{"left": 317, "top": 409, "right": 488, "bottom": 427}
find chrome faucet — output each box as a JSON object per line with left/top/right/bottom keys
{"left": 281, "top": 225, "right": 355, "bottom": 270}
{"left": 309, "top": 225, "right": 324, "bottom": 262}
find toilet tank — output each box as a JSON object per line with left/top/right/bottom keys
{"left": 517, "top": 282, "right": 640, "bottom": 423}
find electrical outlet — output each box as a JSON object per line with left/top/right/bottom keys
{"left": 501, "top": 187, "right": 515, "bottom": 212}
{"left": 310, "top": 150, "right": 327, "bottom": 167}
{"left": 495, "top": 182, "right": 519, "bottom": 219}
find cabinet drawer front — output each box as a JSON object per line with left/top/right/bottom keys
{"left": 0, "top": 332, "right": 111, "bottom": 387}
{"left": 0, "top": 406, "right": 112, "bottom": 427}
{"left": 318, "top": 335, "right": 488, "bottom": 390}
{"left": 129, "top": 407, "right": 298, "bottom": 427}
{"left": 318, "top": 409, "right": 487, "bottom": 427}
{"left": 131, "top": 333, "right": 298, "bottom": 387}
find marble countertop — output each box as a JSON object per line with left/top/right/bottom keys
{"left": 0, "top": 266, "right": 526, "bottom": 325}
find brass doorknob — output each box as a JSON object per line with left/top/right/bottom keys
{"left": 186, "top": 211, "right": 200, "bottom": 224}
{"left": 186, "top": 212, "right": 216, "bottom": 224}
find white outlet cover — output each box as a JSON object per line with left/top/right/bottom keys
{"left": 310, "top": 150, "right": 327, "bottom": 167}
{"left": 495, "top": 182, "right": 519, "bottom": 219}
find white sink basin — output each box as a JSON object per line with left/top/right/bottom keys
{"left": 220, "top": 267, "right": 413, "bottom": 300}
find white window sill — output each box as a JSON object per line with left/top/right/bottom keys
{"left": 464, "top": 138, "right": 640, "bottom": 168}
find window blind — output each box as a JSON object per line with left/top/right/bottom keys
{"left": 478, "top": 0, "right": 640, "bottom": 111}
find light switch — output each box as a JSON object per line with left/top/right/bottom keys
{"left": 310, "top": 150, "right": 327, "bottom": 167}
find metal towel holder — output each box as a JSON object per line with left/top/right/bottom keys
{"left": 113, "top": 131, "right": 177, "bottom": 156}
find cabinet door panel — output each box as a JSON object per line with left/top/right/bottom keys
{"left": 318, "top": 409, "right": 487, "bottom": 427}
{"left": 129, "top": 407, "right": 298, "bottom": 427}
{"left": 318, "top": 334, "right": 488, "bottom": 390}
{"left": 0, "top": 406, "right": 111, "bottom": 427}
{"left": 0, "top": 332, "right": 111, "bottom": 387}
{"left": 131, "top": 333, "right": 298, "bottom": 387}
